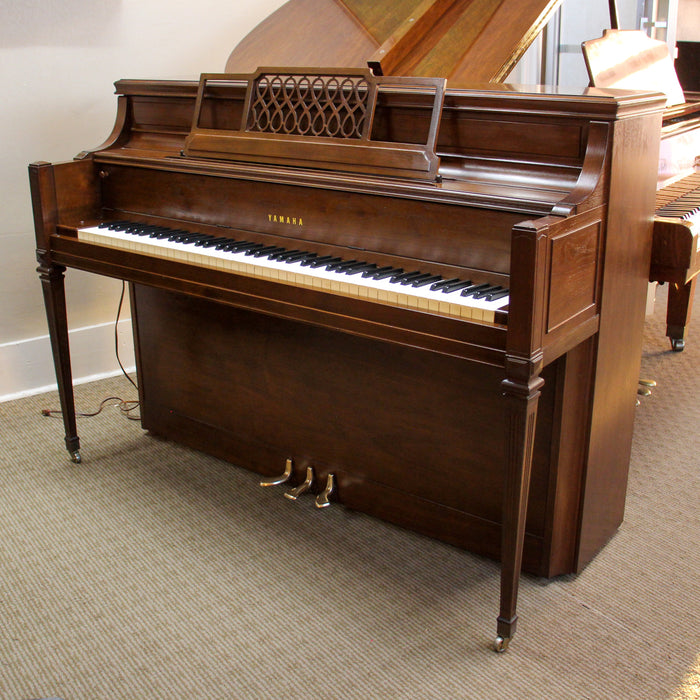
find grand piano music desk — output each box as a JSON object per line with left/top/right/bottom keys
{"left": 30, "top": 71, "right": 664, "bottom": 650}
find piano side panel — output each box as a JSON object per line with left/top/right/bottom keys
{"left": 131, "top": 284, "right": 590, "bottom": 577}
{"left": 48, "top": 159, "right": 103, "bottom": 229}
{"left": 575, "top": 109, "right": 663, "bottom": 570}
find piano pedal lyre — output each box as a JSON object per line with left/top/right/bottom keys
{"left": 315, "top": 473, "right": 335, "bottom": 509}
{"left": 260, "top": 458, "right": 294, "bottom": 487}
{"left": 284, "top": 466, "right": 314, "bottom": 500}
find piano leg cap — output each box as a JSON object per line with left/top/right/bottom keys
{"left": 70, "top": 449, "right": 82, "bottom": 464}
{"left": 671, "top": 338, "right": 685, "bottom": 352}
{"left": 494, "top": 635, "right": 510, "bottom": 653}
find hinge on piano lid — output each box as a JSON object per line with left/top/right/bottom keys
{"left": 183, "top": 68, "right": 446, "bottom": 182}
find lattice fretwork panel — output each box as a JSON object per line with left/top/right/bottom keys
{"left": 246, "top": 72, "right": 371, "bottom": 139}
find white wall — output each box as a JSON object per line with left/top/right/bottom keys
{"left": 0, "top": 0, "right": 285, "bottom": 400}
{"left": 678, "top": 0, "right": 700, "bottom": 41}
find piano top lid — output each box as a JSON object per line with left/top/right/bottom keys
{"left": 225, "top": 0, "right": 565, "bottom": 84}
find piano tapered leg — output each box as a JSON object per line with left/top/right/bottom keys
{"left": 38, "top": 262, "right": 81, "bottom": 463}
{"left": 496, "top": 374, "right": 544, "bottom": 652}
{"left": 666, "top": 278, "right": 697, "bottom": 351}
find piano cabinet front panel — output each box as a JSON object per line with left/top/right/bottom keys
{"left": 131, "top": 284, "right": 593, "bottom": 578}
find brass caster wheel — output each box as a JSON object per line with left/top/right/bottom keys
{"left": 671, "top": 338, "right": 685, "bottom": 352}
{"left": 70, "top": 450, "right": 82, "bottom": 464}
{"left": 494, "top": 635, "right": 510, "bottom": 653}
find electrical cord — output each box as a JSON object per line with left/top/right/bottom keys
{"left": 41, "top": 281, "right": 140, "bottom": 421}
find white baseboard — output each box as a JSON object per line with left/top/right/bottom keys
{"left": 0, "top": 319, "right": 136, "bottom": 403}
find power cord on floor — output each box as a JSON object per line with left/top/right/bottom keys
{"left": 41, "top": 281, "right": 140, "bottom": 421}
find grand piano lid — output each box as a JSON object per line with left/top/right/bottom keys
{"left": 225, "top": 0, "right": 565, "bottom": 84}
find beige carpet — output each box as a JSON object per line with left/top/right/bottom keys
{"left": 1, "top": 283, "right": 699, "bottom": 700}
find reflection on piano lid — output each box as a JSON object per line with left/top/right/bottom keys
{"left": 78, "top": 222, "right": 510, "bottom": 324}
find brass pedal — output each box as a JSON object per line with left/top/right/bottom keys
{"left": 285, "top": 466, "right": 314, "bottom": 500}
{"left": 315, "top": 473, "right": 335, "bottom": 509}
{"left": 260, "top": 458, "right": 293, "bottom": 487}
{"left": 639, "top": 378, "right": 656, "bottom": 388}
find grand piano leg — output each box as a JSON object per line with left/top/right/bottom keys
{"left": 496, "top": 374, "right": 544, "bottom": 652}
{"left": 666, "top": 277, "right": 697, "bottom": 351}
{"left": 37, "top": 261, "right": 81, "bottom": 463}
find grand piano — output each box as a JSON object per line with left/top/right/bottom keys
{"left": 583, "top": 26, "right": 700, "bottom": 350}
{"left": 30, "top": 0, "right": 664, "bottom": 651}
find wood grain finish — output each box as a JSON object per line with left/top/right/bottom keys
{"left": 30, "top": 73, "right": 664, "bottom": 650}
{"left": 224, "top": 0, "right": 564, "bottom": 83}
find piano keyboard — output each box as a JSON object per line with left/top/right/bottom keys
{"left": 78, "top": 222, "right": 510, "bottom": 323}
{"left": 656, "top": 172, "right": 700, "bottom": 249}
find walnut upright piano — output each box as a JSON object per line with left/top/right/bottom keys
{"left": 30, "top": 0, "right": 664, "bottom": 651}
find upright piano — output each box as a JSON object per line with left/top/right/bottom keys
{"left": 30, "top": 0, "right": 664, "bottom": 651}
{"left": 583, "top": 28, "right": 700, "bottom": 350}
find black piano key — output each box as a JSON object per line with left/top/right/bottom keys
{"left": 400, "top": 272, "right": 432, "bottom": 286}
{"left": 283, "top": 251, "right": 317, "bottom": 263}
{"left": 211, "top": 238, "right": 239, "bottom": 249}
{"left": 341, "top": 261, "right": 372, "bottom": 273}
{"left": 411, "top": 274, "right": 443, "bottom": 288}
{"left": 186, "top": 233, "right": 217, "bottom": 243}
{"left": 124, "top": 224, "right": 159, "bottom": 234}
{"left": 326, "top": 259, "right": 361, "bottom": 272}
{"left": 390, "top": 271, "right": 423, "bottom": 284}
{"left": 290, "top": 253, "right": 319, "bottom": 265}
{"left": 430, "top": 277, "right": 460, "bottom": 291}
{"left": 472, "top": 285, "right": 503, "bottom": 299}
{"left": 441, "top": 280, "right": 474, "bottom": 294}
{"left": 131, "top": 225, "right": 163, "bottom": 236}
{"left": 370, "top": 267, "right": 404, "bottom": 280}
{"left": 107, "top": 221, "right": 135, "bottom": 231}
{"left": 345, "top": 263, "right": 378, "bottom": 276}
{"left": 196, "top": 236, "right": 230, "bottom": 248}
{"left": 227, "top": 241, "right": 261, "bottom": 253}
{"left": 252, "top": 246, "right": 287, "bottom": 258}
{"left": 307, "top": 256, "right": 342, "bottom": 268}
{"left": 269, "top": 249, "right": 303, "bottom": 262}
{"left": 101, "top": 221, "right": 130, "bottom": 230}
{"left": 166, "top": 231, "right": 191, "bottom": 241}
{"left": 486, "top": 289, "right": 510, "bottom": 301}
{"left": 237, "top": 243, "right": 265, "bottom": 254}
{"left": 362, "top": 265, "right": 397, "bottom": 278}
{"left": 153, "top": 229, "right": 184, "bottom": 239}
{"left": 300, "top": 254, "right": 334, "bottom": 267}
{"left": 460, "top": 283, "right": 492, "bottom": 297}
{"left": 245, "top": 244, "right": 279, "bottom": 256}
{"left": 171, "top": 232, "right": 212, "bottom": 244}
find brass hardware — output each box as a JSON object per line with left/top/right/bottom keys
{"left": 315, "top": 473, "right": 335, "bottom": 508}
{"left": 260, "top": 458, "right": 293, "bottom": 487}
{"left": 494, "top": 635, "right": 510, "bottom": 653}
{"left": 637, "top": 386, "right": 652, "bottom": 397}
{"left": 638, "top": 378, "right": 657, "bottom": 387}
{"left": 284, "top": 466, "right": 314, "bottom": 500}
